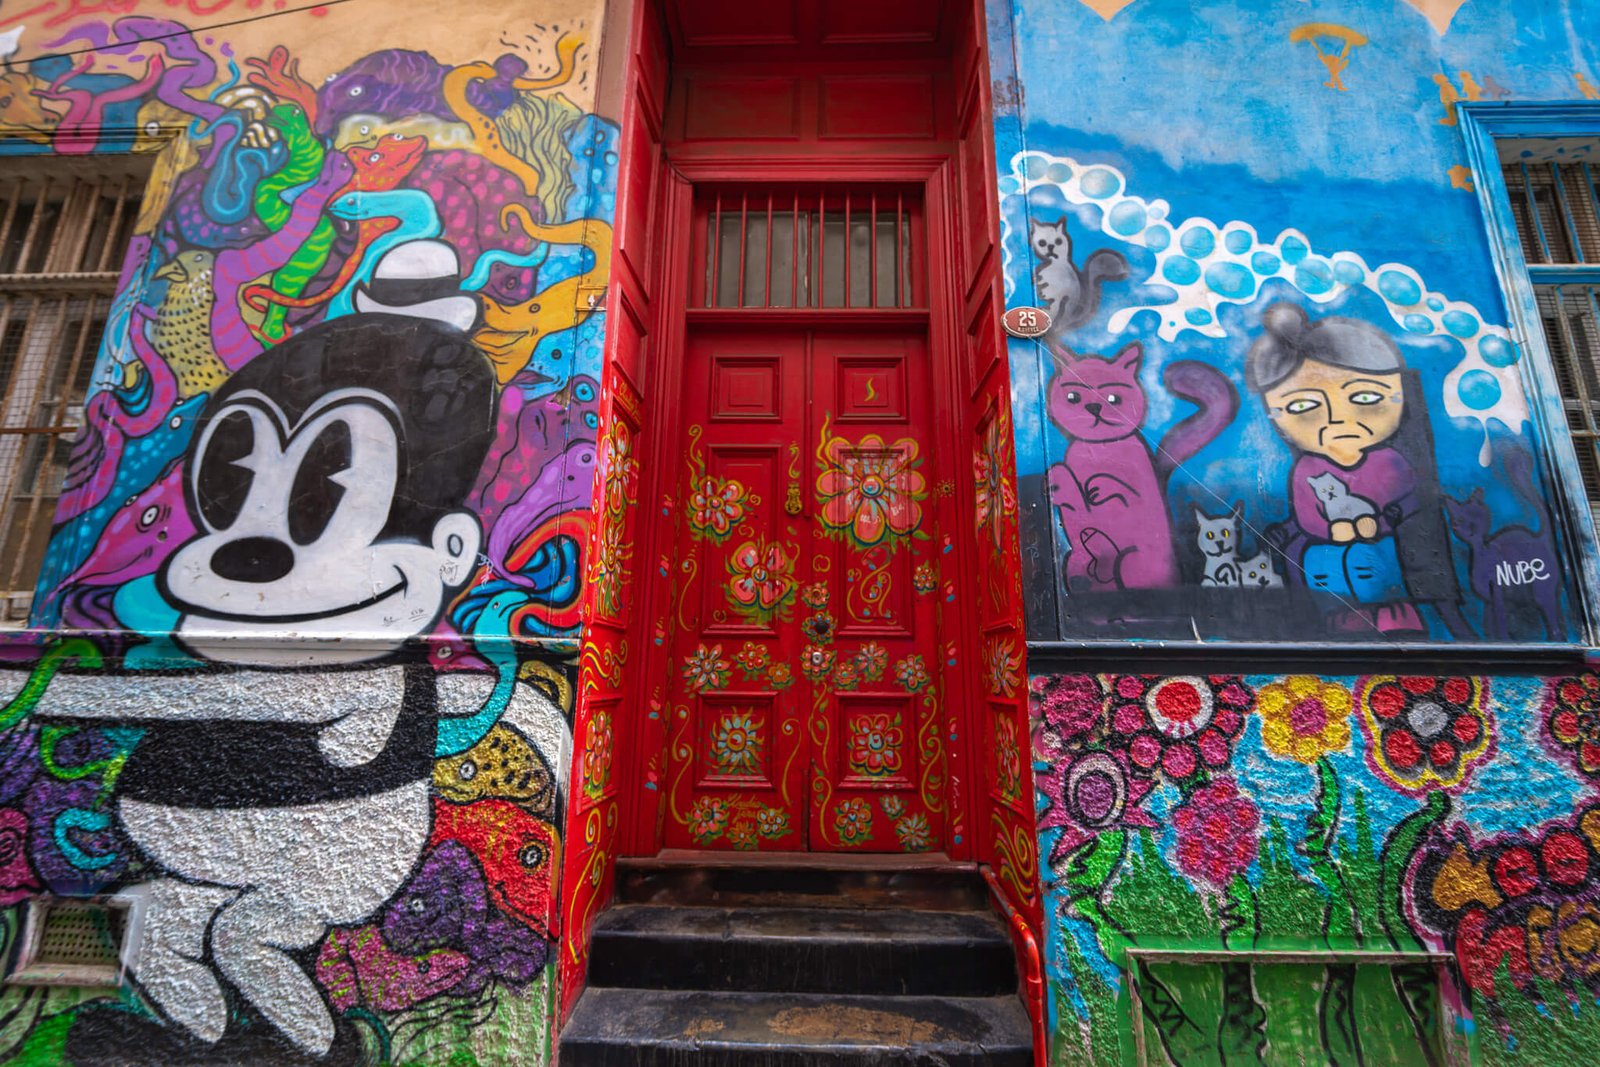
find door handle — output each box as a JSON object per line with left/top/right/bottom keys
{"left": 785, "top": 482, "right": 803, "bottom": 516}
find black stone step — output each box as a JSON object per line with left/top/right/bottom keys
{"left": 589, "top": 904, "right": 1017, "bottom": 996}
{"left": 616, "top": 859, "right": 990, "bottom": 910}
{"left": 559, "top": 988, "right": 1033, "bottom": 1067}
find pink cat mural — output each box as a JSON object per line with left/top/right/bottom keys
{"left": 1046, "top": 342, "right": 1237, "bottom": 592}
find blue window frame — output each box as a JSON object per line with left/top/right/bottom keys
{"left": 1460, "top": 103, "right": 1600, "bottom": 642}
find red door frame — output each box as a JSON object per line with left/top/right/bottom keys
{"left": 560, "top": 0, "right": 1041, "bottom": 1028}
{"left": 620, "top": 154, "right": 991, "bottom": 862}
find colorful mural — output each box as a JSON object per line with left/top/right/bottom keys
{"left": 993, "top": 0, "right": 1600, "bottom": 646}
{"left": 0, "top": 0, "right": 612, "bottom": 1061}
{"left": 1031, "top": 668, "right": 1600, "bottom": 1065}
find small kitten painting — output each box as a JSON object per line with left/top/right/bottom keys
{"left": 1240, "top": 551, "right": 1284, "bottom": 588}
{"left": 1196, "top": 505, "right": 1241, "bottom": 587}
{"left": 1312, "top": 470, "right": 1376, "bottom": 543}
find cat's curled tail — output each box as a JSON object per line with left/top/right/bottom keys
{"left": 1154, "top": 361, "right": 1240, "bottom": 483}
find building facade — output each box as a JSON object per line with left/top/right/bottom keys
{"left": 0, "top": 0, "right": 1593, "bottom": 1064}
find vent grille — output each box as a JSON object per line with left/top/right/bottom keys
{"left": 8, "top": 897, "right": 134, "bottom": 987}
{"left": 35, "top": 900, "right": 126, "bottom": 968}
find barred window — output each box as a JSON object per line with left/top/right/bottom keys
{"left": 0, "top": 156, "right": 148, "bottom": 623}
{"left": 1502, "top": 152, "right": 1600, "bottom": 517}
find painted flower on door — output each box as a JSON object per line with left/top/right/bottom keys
{"left": 895, "top": 654, "right": 931, "bottom": 693}
{"left": 688, "top": 474, "right": 748, "bottom": 544}
{"left": 894, "top": 811, "right": 933, "bottom": 851}
{"left": 815, "top": 416, "right": 928, "bottom": 550}
{"left": 835, "top": 798, "right": 875, "bottom": 844}
{"left": 848, "top": 712, "right": 905, "bottom": 777}
{"left": 725, "top": 538, "right": 796, "bottom": 624}
{"left": 687, "top": 796, "right": 731, "bottom": 841}
{"left": 683, "top": 644, "right": 731, "bottom": 694}
{"left": 854, "top": 643, "right": 887, "bottom": 682}
{"left": 801, "top": 644, "right": 836, "bottom": 683}
{"left": 733, "top": 641, "right": 771, "bottom": 678}
{"left": 710, "top": 711, "right": 763, "bottom": 776}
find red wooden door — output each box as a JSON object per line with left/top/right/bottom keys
{"left": 663, "top": 327, "right": 947, "bottom": 852}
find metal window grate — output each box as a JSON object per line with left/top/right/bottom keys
{"left": 697, "top": 186, "right": 922, "bottom": 309}
{"left": 0, "top": 160, "right": 147, "bottom": 623}
{"left": 1503, "top": 161, "right": 1600, "bottom": 266}
{"left": 1536, "top": 284, "right": 1600, "bottom": 514}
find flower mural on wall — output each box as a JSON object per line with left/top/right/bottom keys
{"left": 1358, "top": 675, "right": 1490, "bottom": 792}
{"left": 815, "top": 416, "right": 928, "bottom": 550}
{"left": 1172, "top": 776, "right": 1261, "bottom": 891}
{"left": 1547, "top": 673, "right": 1600, "bottom": 778}
{"left": 1108, "top": 674, "right": 1251, "bottom": 784}
{"left": 1031, "top": 673, "right": 1107, "bottom": 756}
{"left": 1255, "top": 676, "right": 1354, "bottom": 764}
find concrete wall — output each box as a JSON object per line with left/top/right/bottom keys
{"left": 0, "top": 0, "right": 617, "bottom": 1062}
{"left": 989, "top": 0, "right": 1600, "bottom": 1062}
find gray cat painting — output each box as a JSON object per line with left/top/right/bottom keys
{"left": 1030, "top": 218, "right": 1129, "bottom": 333}
{"left": 1196, "top": 505, "right": 1241, "bottom": 587}
{"left": 1240, "top": 551, "right": 1284, "bottom": 588}
{"left": 1307, "top": 471, "right": 1379, "bottom": 539}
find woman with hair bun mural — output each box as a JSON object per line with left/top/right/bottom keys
{"left": 1247, "top": 302, "right": 1470, "bottom": 638}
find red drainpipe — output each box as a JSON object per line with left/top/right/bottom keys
{"left": 980, "top": 865, "right": 1048, "bottom": 1067}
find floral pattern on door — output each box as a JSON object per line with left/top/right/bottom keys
{"left": 664, "top": 331, "right": 946, "bottom": 852}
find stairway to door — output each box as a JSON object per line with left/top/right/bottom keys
{"left": 558, "top": 859, "right": 1033, "bottom": 1065}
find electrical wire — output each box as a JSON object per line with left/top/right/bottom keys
{"left": 3, "top": 0, "right": 358, "bottom": 63}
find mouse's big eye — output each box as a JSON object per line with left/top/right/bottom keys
{"left": 288, "top": 420, "right": 353, "bottom": 546}
{"left": 196, "top": 410, "right": 256, "bottom": 532}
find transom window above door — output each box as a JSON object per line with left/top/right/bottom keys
{"left": 693, "top": 185, "right": 925, "bottom": 310}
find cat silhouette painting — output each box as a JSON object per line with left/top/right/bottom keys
{"left": 1444, "top": 446, "right": 1564, "bottom": 640}
{"left": 1030, "top": 218, "right": 1129, "bottom": 333}
{"left": 1046, "top": 341, "right": 1238, "bottom": 592}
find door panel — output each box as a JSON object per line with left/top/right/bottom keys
{"left": 663, "top": 328, "right": 946, "bottom": 851}
{"left": 666, "top": 332, "right": 807, "bottom": 851}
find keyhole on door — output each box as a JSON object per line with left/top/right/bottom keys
{"left": 785, "top": 482, "right": 803, "bottom": 516}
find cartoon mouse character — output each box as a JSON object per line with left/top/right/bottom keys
{"left": 29, "top": 242, "right": 557, "bottom": 1055}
